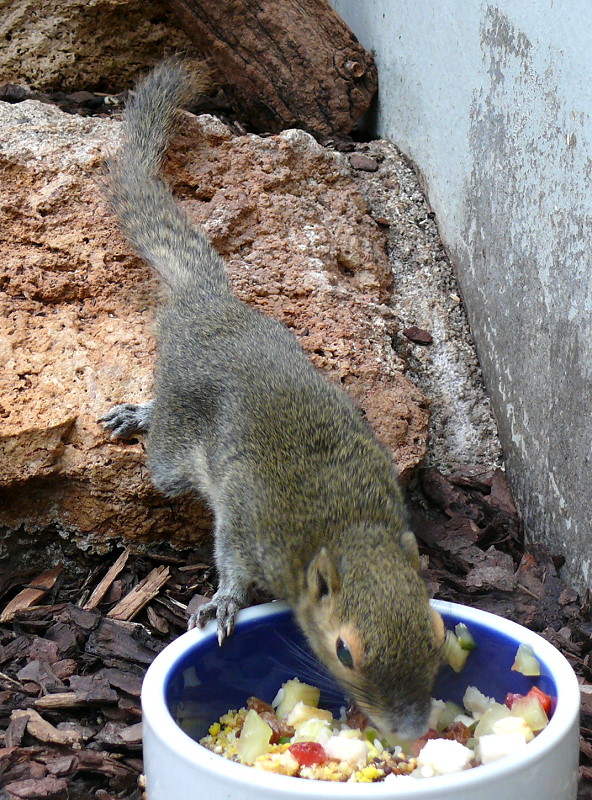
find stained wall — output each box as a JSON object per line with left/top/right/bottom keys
{"left": 331, "top": 0, "right": 592, "bottom": 589}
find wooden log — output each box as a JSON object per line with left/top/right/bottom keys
{"left": 165, "top": 0, "right": 377, "bottom": 136}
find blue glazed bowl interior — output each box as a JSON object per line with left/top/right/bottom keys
{"left": 166, "top": 607, "right": 557, "bottom": 743}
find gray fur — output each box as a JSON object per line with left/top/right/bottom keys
{"left": 102, "top": 61, "right": 443, "bottom": 738}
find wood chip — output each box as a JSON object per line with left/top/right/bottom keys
{"left": 107, "top": 566, "right": 170, "bottom": 622}
{"left": 100, "top": 668, "right": 142, "bottom": 698}
{"left": 146, "top": 605, "right": 169, "bottom": 634}
{"left": 186, "top": 593, "right": 211, "bottom": 618}
{"left": 5, "top": 713, "right": 29, "bottom": 747}
{"left": 44, "top": 755, "right": 76, "bottom": 777}
{"left": 34, "top": 693, "right": 85, "bottom": 710}
{"left": 11, "top": 709, "right": 84, "bottom": 747}
{"left": 0, "top": 566, "right": 63, "bottom": 623}
{"left": 3, "top": 776, "right": 68, "bottom": 799}
{"left": 119, "top": 722, "right": 143, "bottom": 744}
{"left": 85, "top": 617, "right": 165, "bottom": 664}
{"left": 83, "top": 549, "right": 131, "bottom": 610}
{"left": 16, "top": 661, "right": 65, "bottom": 694}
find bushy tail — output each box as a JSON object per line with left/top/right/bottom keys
{"left": 107, "top": 60, "right": 228, "bottom": 294}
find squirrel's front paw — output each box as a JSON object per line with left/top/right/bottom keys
{"left": 188, "top": 593, "right": 241, "bottom": 645}
{"left": 100, "top": 401, "right": 153, "bottom": 439}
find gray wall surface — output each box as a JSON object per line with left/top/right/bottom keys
{"left": 331, "top": 0, "right": 592, "bottom": 590}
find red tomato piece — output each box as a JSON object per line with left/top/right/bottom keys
{"left": 527, "top": 686, "right": 552, "bottom": 714}
{"left": 289, "top": 741, "right": 327, "bottom": 766}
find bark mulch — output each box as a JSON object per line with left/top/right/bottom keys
{"left": 1, "top": 467, "right": 590, "bottom": 799}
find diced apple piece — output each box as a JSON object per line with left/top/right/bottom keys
{"left": 292, "top": 717, "right": 333, "bottom": 744}
{"left": 463, "top": 686, "right": 496, "bottom": 716}
{"left": 474, "top": 703, "right": 514, "bottom": 737}
{"left": 455, "top": 622, "right": 477, "bottom": 651}
{"left": 492, "top": 715, "right": 534, "bottom": 742}
{"left": 454, "top": 714, "right": 477, "bottom": 729}
{"left": 478, "top": 732, "right": 528, "bottom": 764}
{"left": 443, "top": 630, "right": 470, "bottom": 673}
{"left": 237, "top": 709, "right": 273, "bottom": 765}
{"left": 274, "top": 679, "right": 321, "bottom": 719}
{"left": 285, "top": 701, "right": 333, "bottom": 727}
{"left": 437, "top": 701, "right": 465, "bottom": 731}
{"left": 429, "top": 698, "right": 465, "bottom": 731}
{"left": 428, "top": 699, "right": 446, "bottom": 729}
{"left": 512, "top": 644, "right": 541, "bottom": 676}
{"left": 510, "top": 694, "right": 549, "bottom": 732}
{"left": 527, "top": 686, "right": 552, "bottom": 714}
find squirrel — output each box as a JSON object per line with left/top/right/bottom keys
{"left": 101, "top": 60, "right": 444, "bottom": 739}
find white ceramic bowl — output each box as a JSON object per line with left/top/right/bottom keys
{"left": 142, "top": 600, "right": 580, "bottom": 800}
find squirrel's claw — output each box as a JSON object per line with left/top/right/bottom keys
{"left": 188, "top": 593, "right": 240, "bottom": 645}
{"left": 100, "top": 401, "right": 153, "bottom": 439}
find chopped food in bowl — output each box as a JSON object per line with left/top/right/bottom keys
{"left": 199, "top": 667, "right": 553, "bottom": 782}
{"left": 141, "top": 600, "right": 580, "bottom": 800}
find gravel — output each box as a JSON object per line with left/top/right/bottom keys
{"left": 348, "top": 140, "right": 503, "bottom": 473}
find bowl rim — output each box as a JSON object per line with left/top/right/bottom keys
{"left": 141, "top": 599, "right": 580, "bottom": 797}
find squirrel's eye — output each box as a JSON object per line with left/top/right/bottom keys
{"left": 336, "top": 637, "right": 354, "bottom": 669}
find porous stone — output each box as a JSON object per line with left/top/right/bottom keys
{"left": 0, "top": 0, "right": 192, "bottom": 92}
{"left": 0, "top": 100, "right": 429, "bottom": 550}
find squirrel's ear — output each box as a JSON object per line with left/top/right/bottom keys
{"left": 400, "top": 530, "right": 421, "bottom": 570}
{"left": 307, "top": 547, "right": 341, "bottom": 601}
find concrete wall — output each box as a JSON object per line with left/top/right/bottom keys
{"left": 331, "top": 0, "right": 592, "bottom": 590}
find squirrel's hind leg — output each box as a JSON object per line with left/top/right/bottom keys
{"left": 100, "top": 400, "right": 154, "bottom": 439}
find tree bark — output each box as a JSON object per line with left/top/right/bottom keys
{"left": 166, "top": 0, "right": 378, "bottom": 137}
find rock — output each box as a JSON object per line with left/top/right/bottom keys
{"left": 0, "top": 100, "right": 209, "bottom": 550}
{"left": 0, "top": 100, "right": 429, "bottom": 551}
{"left": 403, "top": 325, "right": 434, "bottom": 345}
{"left": 0, "top": 0, "right": 192, "bottom": 92}
{"left": 349, "top": 153, "right": 379, "bottom": 172}
{"left": 0, "top": 84, "right": 28, "bottom": 102}
{"left": 64, "top": 91, "right": 96, "bottom": 105}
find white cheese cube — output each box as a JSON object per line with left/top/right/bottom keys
{"left": 324, "top": 733, "right": 369, "bottom": 767}
{"left": 416, "top": 738, "right": 474, "bottom": 774}
{"left": 478, "top": 732, "right": 529, "bottom": 764}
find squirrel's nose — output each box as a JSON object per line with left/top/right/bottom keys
{"left": 389, "top": 706, "right": 431, "bottom": 740}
